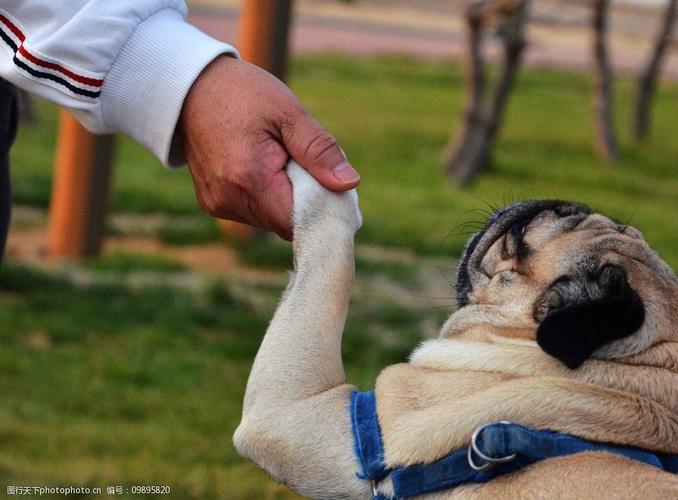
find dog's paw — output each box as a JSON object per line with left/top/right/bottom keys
{"left": 287, "top": 161, "right": 362, "bottom": 235}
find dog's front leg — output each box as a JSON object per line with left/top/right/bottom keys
{"left": 234, "top": 162, "right": 371, "bottom": 499}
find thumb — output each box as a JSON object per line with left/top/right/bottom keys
{"left": 280, "top": 110, "right": 360, "bottom": 191}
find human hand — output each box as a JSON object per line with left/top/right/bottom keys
{"left": 178, "top": 55, "right": 360, "bottom": 240}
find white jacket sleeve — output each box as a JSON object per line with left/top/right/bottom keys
{"left": 0, "top": 1, "right": 239, "bottom": 166}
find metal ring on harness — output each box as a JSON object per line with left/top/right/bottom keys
{"left": 370, "top": 480, "right": 379, "bottom": 497}
{"left": 467, "top": 421, "right": 518, "bottom": 472}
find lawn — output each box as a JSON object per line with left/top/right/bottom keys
{"left": 1, "top": 55, "right": 677, "bottom": 499}
{"left": 0, "top": 254, "right": 439, "bottom": 498}
{"left": 10, "top": 55, "right": 678, "bottom": 266}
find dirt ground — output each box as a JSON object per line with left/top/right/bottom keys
{"left": 6, "top": 206, "right": 252, "bottom": 277}
{"left": 5, "top": 206, "right": 458, "bottom": 323}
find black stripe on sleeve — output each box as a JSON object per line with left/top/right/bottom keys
{"left": 1, "top": 26, "right": 99, "bottom": 99}
{"left": 0, "top": 26, "right": 18, "bottom": 52}
{"left": 13, "top": 56, "right": 100, "bottom": 99}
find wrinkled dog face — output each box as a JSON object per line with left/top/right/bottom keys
{"left": 455, "top": 201, "right": 678, "bottom": 368}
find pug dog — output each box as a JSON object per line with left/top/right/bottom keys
{"left": 234, "top": 162, "right": 677, "bottom": 499}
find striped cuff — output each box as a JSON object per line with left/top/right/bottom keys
{"left": 101, "top": 8, "right": 239, "bottom": 167}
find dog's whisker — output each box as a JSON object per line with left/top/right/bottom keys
{"left": 436, "top": 267, "right": 457, "bottom": 290}
{"left": 448, "top": 221, "right": 486, "bottom": 233}
{"left": 463, "top": 208, "right": 494, "bottom": 219}
{"left": 407, "top": 294, "right": 456, "bottom": 301}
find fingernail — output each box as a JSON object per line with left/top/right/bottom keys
{"left": 333, "top": 162, "right": 360, "bottom": 184}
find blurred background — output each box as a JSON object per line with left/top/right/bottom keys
{"left": 1, "top": 0, "right": 676, "bottom": 498}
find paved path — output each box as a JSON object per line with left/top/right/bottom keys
{"left": 188, "top": 1, "right": 678, "bottom": 79}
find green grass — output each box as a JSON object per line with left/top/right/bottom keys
{"left": 0, "top": 261, "right": 285, "bottom": 499}
{"left": 157, "top": 218, "right": 222, "bottom": 246}
{"left": 2, "top": 54, "right": 677, "bottom": 497}
{"left": 10, "top": 55, "right": 678, "bottom": 268}
{"left": 291, "top": 55, "right": 678, "bottom": 265}
{"left": 0, "top": 258, "right": 433, "bottom": 499}
{"left": 230, "top": 233, "right": 418, "bottom": 284}
{"left": 83, "top": 252, "right": 188, "bottom": 274}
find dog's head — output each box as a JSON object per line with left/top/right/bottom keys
{"left": 454, "top": 200, "right": 678, "bottom": 368}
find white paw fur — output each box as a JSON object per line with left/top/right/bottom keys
{"left": 286, "top": 161, "right": 362, "bottom": 234}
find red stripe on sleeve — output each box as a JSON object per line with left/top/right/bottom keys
{"left": 18, "top": 46, "right": 103, "bottom": 87}
{"left": 0, "top": 13, "right": 25, "bottom": 42}
{"left": 1, "top": 11, "right": 103, "bottom": 88}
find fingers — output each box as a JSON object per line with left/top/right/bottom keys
{"left": 258, "top": 169, "right": 294, "bottom": 240}
{"left": 280, "top": 110, "right": 360, "bottom": 192}
{"left": 180, "top": 55, "right": 356, "bottom": 239}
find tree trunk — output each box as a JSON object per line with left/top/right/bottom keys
{"left": 482, "top": 6, "right": 527, "bottom": 169}
{"left": 633, "top": 0, "right": 677, "bottom": 140}
{"left": 444, "top": 5, "right": 487, "bottom": 183}
{"left": 444, "top": 0, "right": 528, "bottom": 184}
{"left": 592, "top": 0, "right": 618, "bottom": 163}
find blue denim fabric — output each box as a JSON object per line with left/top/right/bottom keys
{"left": 350, "top": 390, "right": 677, "bottom": 499}
{"left": 350, "top": 390, "right": 388, "bottom": 482}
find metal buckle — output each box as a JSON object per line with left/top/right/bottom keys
{"left": 370, "top": 480, "right": 379, "bottom": 497}
{"left": 467, "top": 421, "right": 518, "bottom": 472}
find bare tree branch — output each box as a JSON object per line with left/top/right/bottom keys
{"left": 444, "top": 0, "right": 528, "bottom": 184}
{"left": 592, "top": 0, "right": 618, "bottom": 163}
{"left": 633, "top": 0, "right": 677, "bottom": 140}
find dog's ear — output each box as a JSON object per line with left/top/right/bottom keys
{"left": 536, "top": 265, "right": 645, "bottom": 369}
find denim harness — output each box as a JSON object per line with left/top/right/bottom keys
{"left": 350, "top": 391, "right": 678, "bottom": 499}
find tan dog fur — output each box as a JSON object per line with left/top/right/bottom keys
{"left": 234, "top": 163, "right": 677, "bottom": 498}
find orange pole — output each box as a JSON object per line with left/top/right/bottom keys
{"left": 220, "top": 0, "right": 292, "bottom": 239}
{"left": 47, "top": 110, "right": 114, "bottom": 258}
{"left": 239, "top": 0, "right": 292, "bottom": 79}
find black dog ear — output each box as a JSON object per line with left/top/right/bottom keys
{"left": 536, "top": 265, "right": 645, "bottom": 369}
